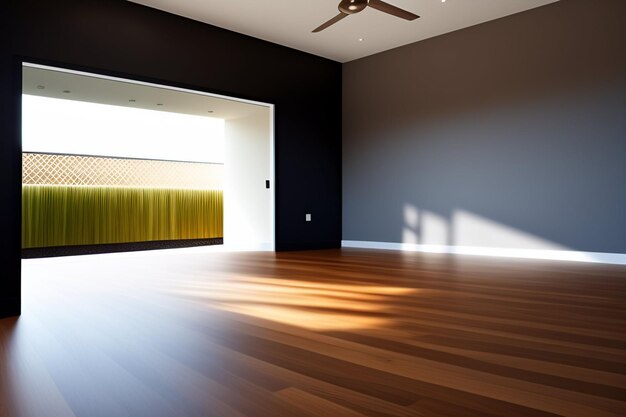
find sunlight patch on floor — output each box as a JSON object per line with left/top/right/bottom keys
{"left": 172, "top": 274, "right": 416, "bottom": 331}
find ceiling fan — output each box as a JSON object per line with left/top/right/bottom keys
{"left": 313, "top": 0, "right": 419, "bottom": 33}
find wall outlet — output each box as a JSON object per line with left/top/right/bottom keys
{"left": 305, "top": 213, "right": 311, "bottom": 222}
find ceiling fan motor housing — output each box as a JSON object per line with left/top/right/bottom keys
{"left": 313, "top": 0, "right": 418, "bottom": 33}
{"left": 339, "top": 0, "right": 369, "bottom": 14}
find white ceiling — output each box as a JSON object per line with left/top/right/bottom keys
{"left": 22, "top": 65, "right": 267, "bottom": 120}
{"left": 128, "top": 0, "right": 558, "bottom": 62}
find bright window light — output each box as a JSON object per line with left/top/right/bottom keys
{"left": 22, "top": 95, "right": 225, "bottom": 163}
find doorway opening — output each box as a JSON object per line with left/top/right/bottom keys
{"left": 21, "top": 63, "right": 275, "bottom": 257}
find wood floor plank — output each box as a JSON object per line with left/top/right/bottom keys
{"left": 1, "top": 248, "right": 624, "bottom": 416}
{"left": 202, "top": 315, "right": 625, "bottom": 416}
{"left": 0, "top": 317, "right": 76, "bottom": 417}
{"left": 275, "top": 388, "right": 369, "bottom": 417}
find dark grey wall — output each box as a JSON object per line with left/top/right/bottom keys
{"left": 343, "top": 0, "right": 626, "bottom": 253}
{"left": 1, "top": 0, "right": 341, "bottom": 318}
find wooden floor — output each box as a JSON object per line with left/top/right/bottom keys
{"left": 1, "top": 248, "right": 625, "bottom": 417}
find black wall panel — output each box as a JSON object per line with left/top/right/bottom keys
{"left": 1, "top": 0, "right": 342, "bottom": 317}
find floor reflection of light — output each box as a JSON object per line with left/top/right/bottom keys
{"left": 216, "top": 304, "right": 389, "bottom": 331}
{"left": 172, "top": 275, "right": 417, "bottom": 331}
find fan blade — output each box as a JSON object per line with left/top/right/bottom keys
{"left": 312, "top": 13, "right": 348, "bottom": 33}
{"left": 368, "top": 0, "right": 419, "bottom": 20}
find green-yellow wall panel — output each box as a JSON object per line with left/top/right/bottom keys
{"left": 22, "top": 185, "right": 223, "bottom": 248}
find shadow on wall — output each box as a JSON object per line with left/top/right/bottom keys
{"left": 402, "top": 203, "right": 565, "bottom": 251}
{"left": 397, "top": 203, "right": 626, "bottom": 263}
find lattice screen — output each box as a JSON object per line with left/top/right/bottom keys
{"left": 22, "top": 153, "right": 223, "bottom": 189}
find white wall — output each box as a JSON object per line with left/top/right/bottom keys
{"left": 223, "top": 108, "right": 273, "bottom": 249}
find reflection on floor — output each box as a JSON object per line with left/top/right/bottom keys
{"left": 1, "top": 248, "right": 625, "bottom": 417}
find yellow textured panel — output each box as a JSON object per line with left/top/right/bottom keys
{"left": 22, "top": 185, "right": 223, "bottom": 248}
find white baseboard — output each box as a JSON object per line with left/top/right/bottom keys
{"left": 341, "top": 240, "right": 626, "bottom": 266}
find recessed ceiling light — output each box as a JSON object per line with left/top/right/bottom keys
{"left": 36, "top": 85, "right": 45, "bottom": 89}
{"left": 358, "top": 38, "right": 364, "bottom": 42}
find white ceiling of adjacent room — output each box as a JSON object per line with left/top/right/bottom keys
{"left": 22, "top": 65, "right": 267, "bottom": 120}
{"left": 127, "top": 0, "right": 558, "bottom": 62}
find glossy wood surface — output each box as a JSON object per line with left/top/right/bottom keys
{"left": 1, "top": 248, "right": 625, "bottom": 416}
